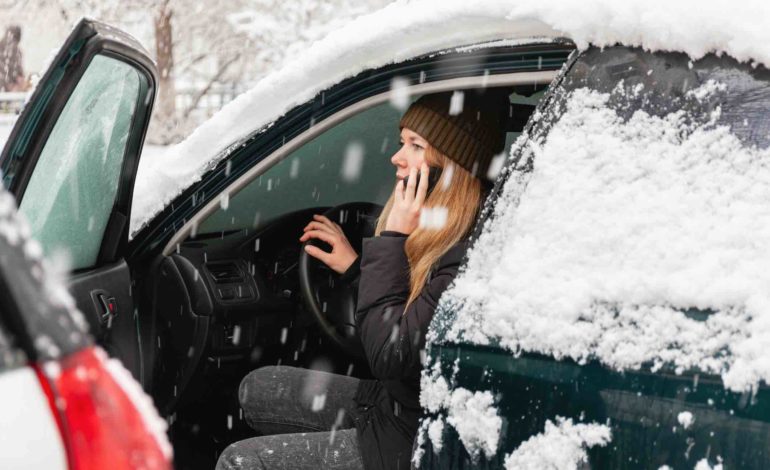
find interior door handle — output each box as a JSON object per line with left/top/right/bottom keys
{"left": 91, "top": 290, "right": 117, "bottom": 327}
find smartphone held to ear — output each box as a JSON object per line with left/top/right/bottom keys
{"left": 402, "top": 166, "right": 443, "bottom": 196}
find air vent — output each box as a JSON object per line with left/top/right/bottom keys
{"left": 206, "top": 261, "right": 244, "bottom": 284}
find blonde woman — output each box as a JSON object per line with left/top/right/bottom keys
{"left": 218, "top": 90, "right": 506, "bottom": 470}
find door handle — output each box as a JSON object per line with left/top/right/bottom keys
{"left": 91, "top": 290, "right": 117, "bottom": 327}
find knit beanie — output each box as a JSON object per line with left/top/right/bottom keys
{"left": 399, "top": 90, "right": 508, "bottom": 180}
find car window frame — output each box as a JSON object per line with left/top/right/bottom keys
{"left": 162, "top": 71, "right": 557, "bottom": 254}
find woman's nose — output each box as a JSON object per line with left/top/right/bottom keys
{"left": 390, "top": 147, "right": 406, "bottom": 167}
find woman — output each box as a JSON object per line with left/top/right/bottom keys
{"left": 217, "top": 90, "right": 507, "bottom": 470}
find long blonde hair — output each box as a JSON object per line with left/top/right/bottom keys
{"left": 375, "top": 146, "right": 483, "bottom": 308}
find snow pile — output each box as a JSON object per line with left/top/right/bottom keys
{"left": 507, "top": 0, "right": 770, "bottom": 68}
{"left": 417, "top": 363, "right": 502, "bottom": 461}
{"left": 442, "top": 81, "right": 770, "bottom": 392}
{"left": 131, "top": 0, "right": 770, "bottom": 236}
{"left": 503, "top": 417, "right": 611, "bottom": 470}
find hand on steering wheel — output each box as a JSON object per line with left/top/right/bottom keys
{"left": 298, "top": 202, "right": 382, "bottom": 356}
{"left": 299, "top": 214, "right": 358, "bottom": 274}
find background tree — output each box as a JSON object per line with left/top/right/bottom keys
{"left": 0, "top": 0, "right": 392, "bottom": 143}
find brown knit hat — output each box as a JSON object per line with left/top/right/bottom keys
{"left": 399, "top": 90, "right": 508, "bottom": 180}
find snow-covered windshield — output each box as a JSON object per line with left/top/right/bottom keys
{"left": 435, "top": 46, "right": 770, "bottom": 393}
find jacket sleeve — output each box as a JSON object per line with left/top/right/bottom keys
{"left": 355, "top": 233, "right": 460, "bottom": 380}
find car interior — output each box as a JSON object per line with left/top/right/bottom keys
{"left": 137, "top": 83, "right": 549, "bottom": 468}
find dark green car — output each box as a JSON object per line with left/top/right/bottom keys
{"left": 6, "top": 12, "right": 769, "bottom": 470}
{"left": 417, "top": 46, "right": 770, "bottom": 469}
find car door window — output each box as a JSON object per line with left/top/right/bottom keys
{"left": 197, "top": 101, "right": 402, "bottom": 234}
{"left": 18, "top": 55, "right": 141, "bottom": 270}
{"left": 197, "top": 89, "right": 538, "bottom": 235}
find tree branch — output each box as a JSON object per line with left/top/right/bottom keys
{"left": 182, "top": 53, "right": 241, "bottom": 119}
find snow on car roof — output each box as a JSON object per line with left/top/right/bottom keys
{"left": 130, "top": 2, "right": 560, "bottom": 235}
{"left": 131, "top": 0, "right": 770, "bottom": 236}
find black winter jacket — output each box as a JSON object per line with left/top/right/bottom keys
{"left": 345, "top": 231, "right": 467, "bottom": 470}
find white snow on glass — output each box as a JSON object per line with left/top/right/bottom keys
{"left": 678, "top": 411, "right": 695, "bottom": 430}
{"left": 694, "top": 458, "right": 724, "bottom": 470}
{"left": 131, "top": 0, "right": 770, "bottom": 236}
{"left": 440, "top": 81, "right": 770, "bottom": 392}
{"left": 417, "top": 363, "right": 502, "bottom": 461}
{"left": 503, "top": 417, "right": 611, "bottom": 470}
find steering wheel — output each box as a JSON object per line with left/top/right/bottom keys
{"left": 299, "top": 202, "right": 383, "bottom": 357}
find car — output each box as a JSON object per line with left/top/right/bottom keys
{"left": 0, "top": 178, "right": 171, "bottom": 469}
{"left": 2, "top": 5, "right": 767, "bottom": 470}
{"left": 415, "top": 39, "right": 770, "bottom": 470}
{"left": 0, "top": 13, "right": 576, "bottom": 469}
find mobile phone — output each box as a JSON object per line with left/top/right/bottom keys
{"left": 402, "top": 166, "right": 443, "bottom": 196}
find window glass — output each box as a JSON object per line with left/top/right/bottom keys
{"left": 19, "top": 55, "right": 141, "bottom": 270}
{"left": 426, "top": 48, "right": 770, "bottom": 469}
{"left": 199, "top": 90, "right": 535, "bottom": 235}
{"left": 198, "top": 102, "right": 402, "bottom": 234}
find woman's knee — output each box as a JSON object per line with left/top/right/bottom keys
{"left": 216, "top": 441, "right": 265, "bottom": 470}
{"left": 238, "top": 365, "right": 305, "bottom": 426}
{"left": 239, "top": 366, "right": 290, "bottom": 406}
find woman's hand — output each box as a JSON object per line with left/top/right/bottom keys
{"left": 385, "top": 163, "right": 430, "bottom": 234}
{"left": 299, "top": 214, "right": 358, "bottom": 274}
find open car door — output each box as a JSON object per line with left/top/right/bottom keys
{"left": 0, "top": 18, "right": 157, "bottom": 382}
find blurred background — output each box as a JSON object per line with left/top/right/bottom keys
{"left": 0, "top": 0, "right": 393, "bottom": 147}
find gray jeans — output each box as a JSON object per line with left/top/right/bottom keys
{"left": 216, "top": 366, "right": 365, "bottom": 470}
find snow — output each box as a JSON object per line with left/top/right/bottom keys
{"left": 427, "top": 417, "right": 445, "bottom": 452}
{"left": 440, "top": 80, "right": 770, "bottom": 392}
{"left": 0, "top": 186, "right": 90, "bottom": 350}
{"left": 503, "top": 417, "right": 611, "bottom": 470}
{"left": 129, "top": 1, "right": 560, "bottom": 236}
{"left": 678, "top": 411, "right": 694, "bottom": 430}
{"left": 417, "top": 362, "right": 502, "bottom": 460}
{"left": 340, "top": 141, "right": 365, "bottom": 182}
{"left": 419, "top": 206, "right": 448, "bottom": 230}
{"left": 694, "top": 458, "right": 723, "bottom": 470}
{"left": 99, "top": 348, "right": 173, "bottom": 460}
{"left": 389, "top": 76, "right": 411, "bottom": 111}
{"left": 131, "top": 0, "right": 770, "bottom": 237}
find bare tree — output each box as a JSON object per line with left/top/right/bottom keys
{"left": 0, "top": 0, "right": 393, "bottom": 144}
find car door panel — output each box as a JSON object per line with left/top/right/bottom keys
{"left": 68, "top": 260, "right": 140, "bottom": 379}
{"left": 0, "top": 18, "right": 157, "bottom": 380}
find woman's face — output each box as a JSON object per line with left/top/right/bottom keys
{"left": 391, "top": 127, "right": 431, "bottom": 180}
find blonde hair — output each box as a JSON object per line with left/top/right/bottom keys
{"left": 375, "top": 146, "right": 483, "bottom": 309}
